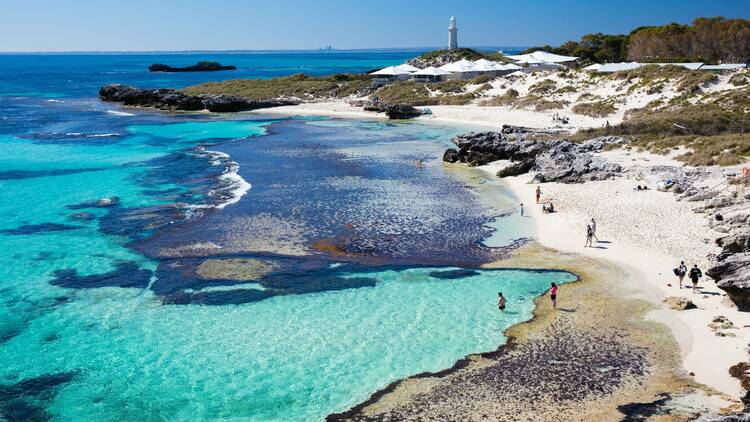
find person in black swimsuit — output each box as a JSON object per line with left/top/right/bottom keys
{"left": 498, "top": 292, "right": 506, "bottom": 312}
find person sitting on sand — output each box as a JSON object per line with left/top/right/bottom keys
{"left": 547, "top": 202, "right": 554, "bottom": 213}
{"left": 549, "top": 283, "right": 558, "bottom": 309}
{"left": 585, "top": 224, "right": 593, "bottom": 247}
{"left": 498, "top": 292, "right": 506, "bottom": 312}
{"left": 689, "top": 264, "right": 703, "bottom": 293}
{"left": 536, "top": 186, "right": 542, "bottom": 204}
{"left": 674, "top": 261, "right": 687, "bottom": 289}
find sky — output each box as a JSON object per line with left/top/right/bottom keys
{"left": 1, "top": 0, "right": 748, "bottom": 52}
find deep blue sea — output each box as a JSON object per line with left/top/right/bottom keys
{"left": 0, "top": 51, "right": 572, "bottom": 421}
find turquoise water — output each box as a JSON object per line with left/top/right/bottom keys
{"left": 0, "top": 53, "right": 565, "bottom": 421}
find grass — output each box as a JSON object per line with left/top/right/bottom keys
{"left": 676, "top": 72, "right": 718, "bottom": 93}
{"left": 554, "top": 85, "right": 578, "bottom": 94}
{"left": 729, "top": 73, "right": 748, "bottom": 86}
{"left": 183, "top": 73, "right": 372, "bottom": 100}
{"left": 576, "top": 85, "right": 750, "bottom": 165}
{"left": 528, "top": 79, "right": 557, "bottom": 95}
{"left": 373, "top": 81, "right": 475, "bottom": 106}
{"left": 469, "top": 74, "right": 494, "bottom": 85}
{"left": 572, "top": 101, "right": 616, "bottom": 117}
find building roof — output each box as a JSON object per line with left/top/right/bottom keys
{"left": 582, "top": 63, "right": 602, "bottom": 71}
{"left": 701, "top": 64, "right": 747, "bottom": 71}
{"left": 593, "top": 62, "right": 705, "bottom": 73}
{"left": 394, "top": 64, "right": 420, "bottom": 73}
{"left": 412, "top": 66, "right": 452, "bottom": 76}
{"left": 505, "top": 51, "right": 578, "bottom": 64}
{"left": 439, "top": 60, "right": 475, "bottom": 73}
{"left": 370, "top": 66, "right": 412, "bottom": 76}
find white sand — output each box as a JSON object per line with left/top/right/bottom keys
{"left": 479, "top": 155, "right": 750, "bottom": 400}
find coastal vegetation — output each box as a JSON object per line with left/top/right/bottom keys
{"left": 520, "top": 17, "right": 750, "bottom": 64}
{"left": 183, "top": 73, "right": 373, "bottom": 100}
{"left": 572, "top": 101, "right": 617, "bottom": 118}
{"left": 578, "top": 85, "right": 750, "bottom": 165}
{"left": 372, "top": 81, "right": 475, "bottom": 106}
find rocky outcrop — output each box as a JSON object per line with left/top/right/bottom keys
{"left": 99, "top": 84, "right": 299, "bottom": 112}
{"left": 385, "top": 104, "right": 422, "bottom": 120}
{"left": 443, "top": 131, "right": 623, "bottom": 182}
{"left": 148, "top": 62, "right": 236, "bottom": 72}
{"left": 663, "top": 296, "right": 697, "bottom": 311}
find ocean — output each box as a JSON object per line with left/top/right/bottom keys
{"left": 0, "top": 51, "right": 573, "bottom": 421}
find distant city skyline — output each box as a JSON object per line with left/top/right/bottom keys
{"left": 1, "top": 0, "right": 748, "bottom": 52}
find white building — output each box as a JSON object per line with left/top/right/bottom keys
{"left": 448, "top": 17, "right": 458, "bottom": 50}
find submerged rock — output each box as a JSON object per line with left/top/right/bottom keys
{"left": 99, "top": 84, "right": 299, "bottom": 112}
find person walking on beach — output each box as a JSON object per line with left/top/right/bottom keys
{"left": 535, "top": 186, "right": 542, "bottom": 204}
{"left": 498, "top": 292, "right": 506, "bottom": 312}
{"left": 689, "top": 264, "right": 703, "bottom": 293}
{"left": 675, "top": 261, "right": 687, "bottom": 289}
{"left": 520, "top": 203, "right": 524, "bottom": 216}
{"left": 590, "top": 218, "right": 599, "bottom": 242}
{"left": 549, "top": 283, "right": 558, "bottom": 309}
{"left": 585, "top": 225, "right": 593, "bottom": 247}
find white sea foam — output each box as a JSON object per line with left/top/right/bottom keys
{"left": 88, "top": 133, "right": 119, "bottom": 138}
{"left": 46, "top": 99, "right": 65, "bottom": 103}
{"left": 203, "top": 149, "right": 252, "bottom": 210}
{"left": 107, "top": 110, "right": 135, "bottom": 117}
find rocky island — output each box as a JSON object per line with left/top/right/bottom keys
{"left": 148, "top": 61, "right": 237, "bottom": 72}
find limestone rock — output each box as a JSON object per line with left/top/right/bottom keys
{"left": 663, "top": 296, "right": 697, "bottom": 311}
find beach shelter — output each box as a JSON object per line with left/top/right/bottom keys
{"left": 469, "top": 61, "right": 499, "bottom": 72}
{"left": 370, "top": 66, "right": 412, "bottom": 82}
{"left": 412, "top": 66, "right": 452, "bottom": 83}
{"left": 505, "top": 51, "right": 579, "bottom": 64}
{"left": 394, "top": 64, "right": 420, "bottom": 73}
{"left": 582, "top": 63, "right": 602, "bottom": 72}
{"left": 438, "top": 60, "right": 476, "bottom": 79}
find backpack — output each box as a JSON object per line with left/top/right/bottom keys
{"left": 673, "top": 268, "right": 680, "bottom": 276}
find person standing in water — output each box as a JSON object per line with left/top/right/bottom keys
{"left": 549, "top": 283, "right": 558, "bottom": 309}
{"left": 585, "top": 225, "right": 593, "bottom": 247}
{"left": 498, "top": 292, "right": 506, "bottom": 312}
{"left": 689, "top": 264, "right": 703, "bottom": 293}
{"left": 520, "top": 203, "right": 524, "bottom": 216}
{"left": 535, "top": 186, "right": 542, "bottom": 204}
{"left": 590, "top": 218, "right": 599, "bottom": 242}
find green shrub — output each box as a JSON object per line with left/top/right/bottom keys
{"left": 554, "top": 85, "right": 578, "bottom": 94}
{"left": 469, "top": 74, "right": 494, "bottom": 85}
{"left": 676, "top": 72, "right": 718, "bottom": 93}
{"left": 434, "top": 80, "right": 467, "bottom": 93}
{"left": 729, "top": 73, "right": 748, "bottom": 86}
{"left": 572, "top": 101, "right": 616, "bottom": 117}
{"left": 528, "top": 79, "right": 557, "bottom": 95}
{"left": 183, "top": 73, "right": 372, "bottom": 100}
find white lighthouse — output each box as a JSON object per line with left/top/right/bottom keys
{"left": 448, "top": 16, "right": 458, "bottom": 50}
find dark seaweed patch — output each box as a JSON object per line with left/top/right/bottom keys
{"left": 0, "top": 372, "right": 76, "bottom": 422}
{"left": 428, "top": 269, "right": 481, "bottom": 279}
{"left": 161, "top": 289, "right": 276, "bottom": 306}
{"left": 66, "top": 197, "right": 120, "bottom": 210}
{"left": 49, "top": 261, "right": 151, "bottom": 289}
{"left": 0, "top": 223, "right": 82, "bottom": 235}
{"left": 0, "top": 168, "right": 106, "bottom": 180}
{"left": 68, "top": 212, "right": 96, "bottom": 222}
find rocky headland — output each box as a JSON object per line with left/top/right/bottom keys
{"left": 99, "top": 84, "right": 299, "bottom": 112}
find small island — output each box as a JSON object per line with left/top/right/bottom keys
{"left": 148, "top": 61, "right": 237, "bottom": 72}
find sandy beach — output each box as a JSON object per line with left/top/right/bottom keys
{"left": 266, "top": 100, "right": 750, "bottom": 404}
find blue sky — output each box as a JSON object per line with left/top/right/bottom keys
{"left": 1, "top": 0, "right": 748, "bottom": 52}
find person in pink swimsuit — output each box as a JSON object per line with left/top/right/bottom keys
{"left": 550, "top": 283, "right": 558, "bottom": 309}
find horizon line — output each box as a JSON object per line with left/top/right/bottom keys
{"left": 0, "top": 45, "right": 529, "bottom": 54}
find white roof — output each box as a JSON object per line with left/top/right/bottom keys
{"left": 370, "top": 66, "right": 411, "bottom": 76}
{"left": 394, "top": 64, "right": 420, "bottom": 73}
{"left": 701, "top": 64, "right": 747, "bottom": 70}
{"left": 473, "top": 58, "right": 496, "bottom": 66}
{"left": 582, "top": 63, "right": 601, "bottom": 71}
{"left": 594, "top": 62, "right": 706, "bottom": 73}
{"left": 506, "top": 70, "right": 526, "bottom": 77}
{"left": 412, "top": 66, "right": 452, "bottom": 76}
{"left": 497, "top": 63, "right": 523, "bottom": 71}
{"left": 470, "top": 61, "right": 499, "bottom": 72}
{"left": 505, "top": 51, "right": 578, "bottom": 64}
{"left": 439, "top": 61, "right": 475, "bottom": 73}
